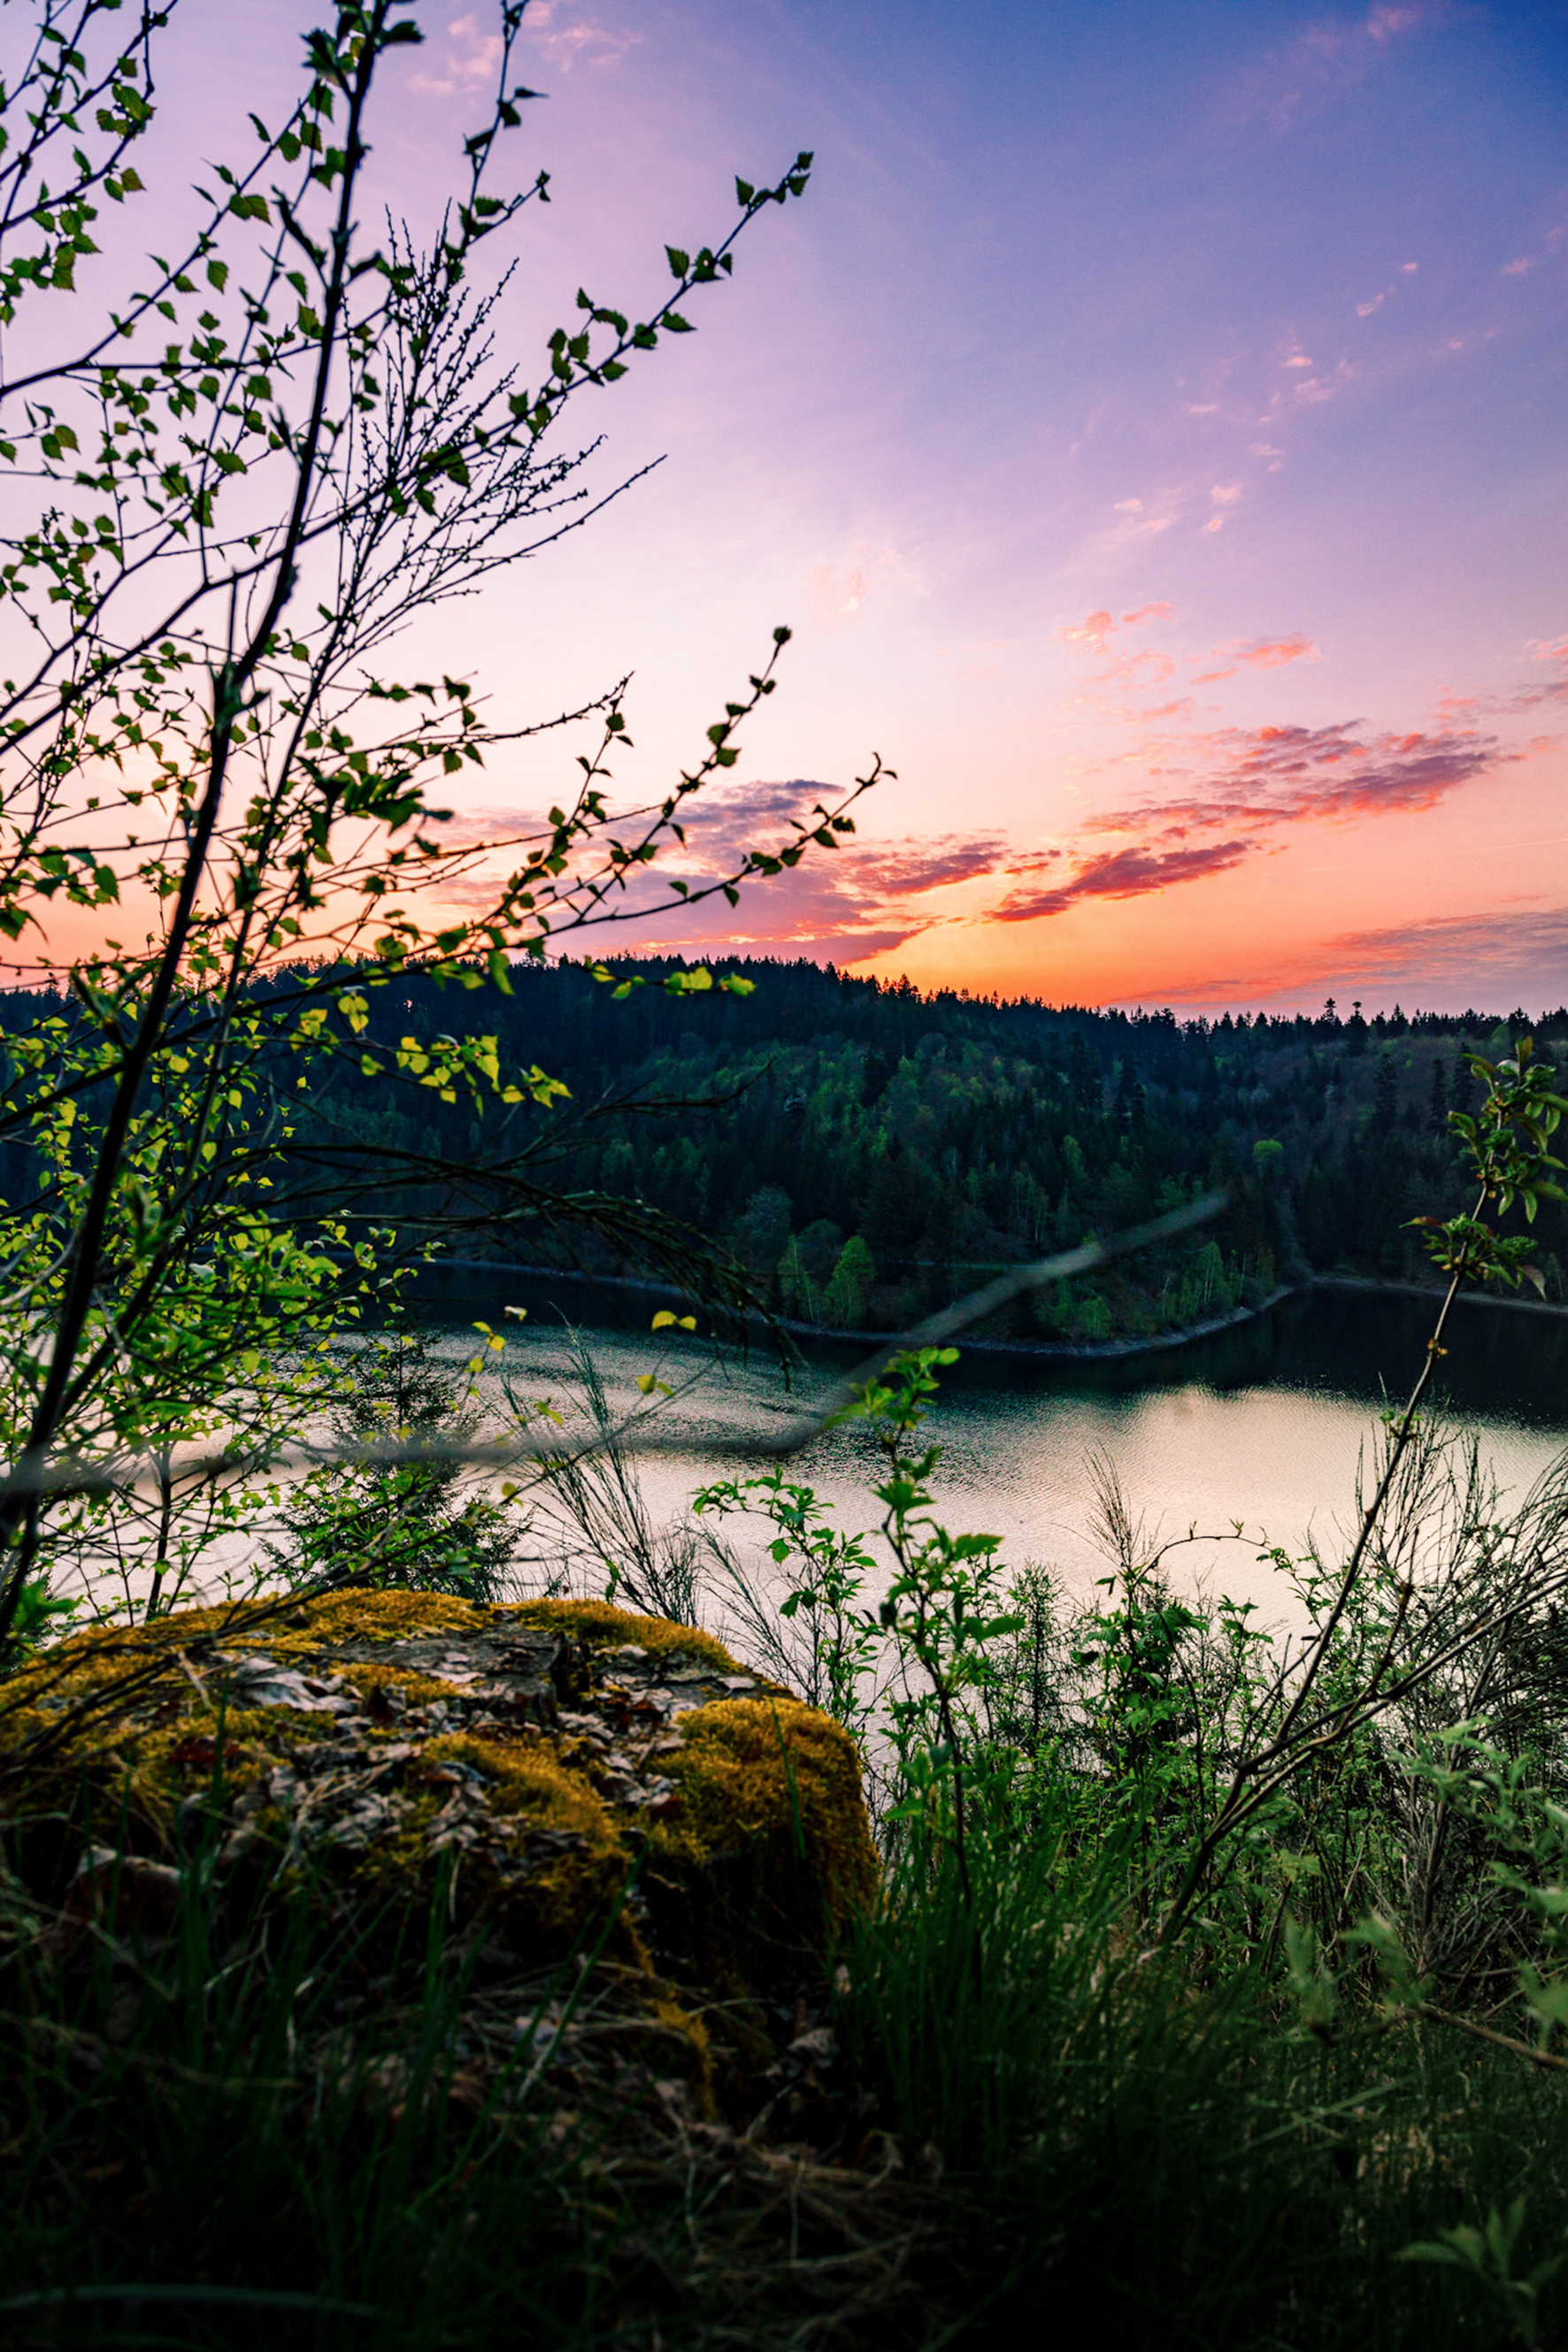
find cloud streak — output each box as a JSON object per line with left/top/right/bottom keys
{"left": 425, "top": 780, "right": 1010, "bottom": 964}
{"left": 1099, "top": 719, "right": 1509, "bottom": 833}
{"left": 1194, "top": 632, "right": 1320, "bottom": 681}
{"left": 1219, "top": 3, "right": 1433, "bottom": 135}
{"left": 1141, "top": 906, "right": 1568, "bottom": 1015}
{"left": 991, "top": 840, "right": 1255, "bottom": 922}
{"left": 1322, "top": 904, "right": 1568, "bottom": 994}
{"left": 983, "top": 716, "right": 1510, "bottom": 927}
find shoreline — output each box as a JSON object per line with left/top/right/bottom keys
{"left": 421, "top": 1256, "right": 1568, "bottom": 1363}
{"left": 419, "top": 1257, "right": 1299, "bottom": 1363}
{"left": 1307, "top": 1272, "right": 1568, "bottom": 1322}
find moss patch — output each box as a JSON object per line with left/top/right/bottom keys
{"left": 0, "top": 1596, "right": 877, "bottom": 2010}
{"left": 510, "top": 1597, "right": 742, "bottom": 1674}
{"left": 655, "top": 1699, "right": 879, "bottom": 1929}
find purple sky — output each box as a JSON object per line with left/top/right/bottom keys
{"left": 108, "top": 4, "right": 1568, "bottom": 1008}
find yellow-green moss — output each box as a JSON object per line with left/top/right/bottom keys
{"left": 653, "top": 1697, "right": 879, "bottom": 1934}
{"left": 0, "top": 1588, "right": 492, "bottom": 1711}
{"left": 510, "top": 1598, "right": 742, "bottom": 1674}
{"left": 353, "top": 1729, "right": 632, "bottom": 1951}
{"left": 5, "top": 1595, "right": 745, "bottom": 1718}
{"left": 199, "top": 1588, "right": 488, "bottom": 1656}
{"left": 2, "top": 1597, "right": 878, "bottom": 2002}
{"left": 649, "top": 1986, "right": 716, "bottom": 2109}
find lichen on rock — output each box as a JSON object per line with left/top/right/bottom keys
{"left": 0, "top": 1591, "right": 880, "bottom": 2017}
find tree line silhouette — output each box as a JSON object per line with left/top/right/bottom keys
{"left": 4, "top": 958, "right": 1563, "bottom": 1346}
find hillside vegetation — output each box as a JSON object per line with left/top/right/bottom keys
{"left": 6, "top": 958, "right": 1547, "bottom": 1346}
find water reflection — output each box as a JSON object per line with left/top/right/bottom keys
{"left": 419, "top": 1269, "right": 1568, "bottom": 1629}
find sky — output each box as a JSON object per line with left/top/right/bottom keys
{"left": 67, "top": 2, "right": 1568, "bottom": 1011}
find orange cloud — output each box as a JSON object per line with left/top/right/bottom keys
{"left": 991, "top": 839, "right": 1255, "bottom": 922}
{"left": 980, "top": 719, "right": 1512, "bottom": 931}
{"left": 1062, "top": 603, "right": 1172, "bottom": 651}
{"left": 1194, "top": 631, "right": 1320, "bottom": 682}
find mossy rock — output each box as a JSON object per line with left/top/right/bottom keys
{"left": 0, "top": 1592, "right": 879, "bottom": 2008}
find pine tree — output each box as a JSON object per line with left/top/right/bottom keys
{"left": 1429, "top": 1057, "right": 1449, "bottom": 1134}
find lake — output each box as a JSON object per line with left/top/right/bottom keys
{"left": 418, "top": 1270, "right": 1568, "bottom": 1630}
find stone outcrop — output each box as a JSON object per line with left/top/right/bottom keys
{"left": 0, "top": 1591, "right": 880, "bottom": 2017}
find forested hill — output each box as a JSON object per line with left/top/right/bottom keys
{"left": 9, "top": 958, "right": 1567, "bottom": 1345}
{"left": 439, "top": 958, "right": 1568, "bottom": 1340}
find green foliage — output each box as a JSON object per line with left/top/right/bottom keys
{"left": 695, "top": 1464, "right": 880, "bottom": 1736}
{"left": 821, "top": 1230, "right": 875, "bottom": 1326}
{"left": 0, "top": 1, "right": 871, "bottom": 1649}
{"left": 1410, "top": 1034, "right": 1567, "bottom": 1293}
{"left": 270, "top": 1320, "right": 522, "bottom": 1599}
{"left": 1398, "top": 2200, "right": 1565, "bottom": 2350}
{"left": 363, "top": 965, "right": 1568, "bottom": 1342}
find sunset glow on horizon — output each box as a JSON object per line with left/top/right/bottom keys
{"left": 104, "top": 1, "right": 1568, "bottom": 1015}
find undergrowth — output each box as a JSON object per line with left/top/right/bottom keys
{"left": 6, "top": 1035, "right": 1568, "bottom": 2348}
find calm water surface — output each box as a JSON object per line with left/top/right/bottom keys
{"left": 420, "top": 1272, "right": 1568, "bottom": 1628}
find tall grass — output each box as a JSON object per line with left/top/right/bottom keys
{"left": 0, "top": 1823, "right": 641, "bottom": 2351}
{"left": 842, "top": 1798, "right": 1568, "bottom": 2348}
{"left": 15, "top": 1331, "right": 1568, "bottom": 2338}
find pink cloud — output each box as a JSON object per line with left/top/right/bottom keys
{"left": 1062, "top": 603, "right": 1172, "bottom": 651}
{"left": 806, "top": 546, "right": 912, "bottom": 624}
{"left": 520, "top": 0, "right": 639, "bottom": 73}
{"left": 1367, "top": 6, "right": 1424, "bottom": 41}
{"left": 991, "top": 839, "right": 1255, "bottom": 923}
{"left": 1194, "top": 631, "right": 1321, "bottom": 682}
{"left": 1221, "top": 4, "right": 1430, "bottom": 135}
{"left": 1104, "top": 720, "right": 1506, "bottom": 830}
{"left": 432, "top": 780, "right": 1013, "bottom": 965}
{"left": 1061, "top": 602, "right": 1180, "bottom": 688}
{"left": 1234, "top": 633, "right": 1320, "bottom": 669}
{"left": 1507, "top": 642, "right": 1568, "bottom": 711}
{"left": 965, "top": 719, "right": 1511, "bottom": 934}
{"left": 407, "top": 9, "right": 503, "bottom": 94}
{"left": 651, "top": 782, "right": 1003, "bottom": 895}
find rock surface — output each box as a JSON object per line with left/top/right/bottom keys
{"left": 0, "top": 1590, "right": 880, "bottom": 2016}
{"left": 0, "top": 1596, "right": 970, "bottom": 2348}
